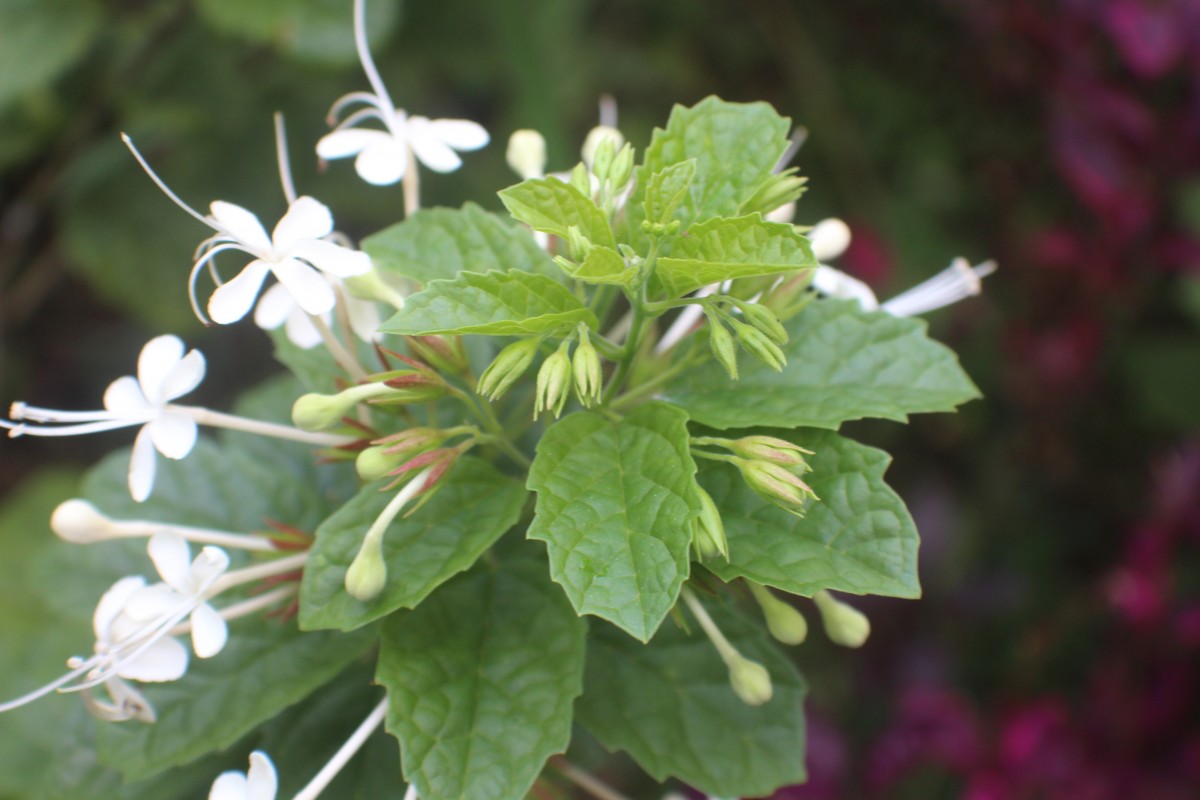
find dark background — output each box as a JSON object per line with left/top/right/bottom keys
{"left": 2, "top": 1, "right": 1198, "bottom": 797}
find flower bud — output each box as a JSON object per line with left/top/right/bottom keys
{"left": 749, "top": 582, "right": 808, "bottom": 646}
{"left": 345, "top": 533, "right": 387, "bottom": 601}
{"left": 292, "top": 382, "right": 394, "bottom": 431}
{"left": 706, "top": 313, "right": 738, "bottom": 380}
{"left": 730, "top": 319, "right": 786, "bottom": 371}
{"left": 610, "top": 143, "right": 635, "bottom": 190}
{"left": 506, "top": 129, "right": 547, "bottom": 180}
{"left": 356, "top": 445, "right": 407, "bottom": 482}
{"left": 813, "top": 590, "right": 870, "bottom": 648}
{"left": 572, "top": 329, "right": 603, "bottom": 407}
{"left": 566, "top": 225, "right": 593, "bottom": 262}
{"left": 405, "top": 336, "right": 468, "bottom": 376}
{"left": 740, "top": 171, "right": 808, "bottom": 218}
{"left": 591, "top": 136, "right": 616, "bottom": 184}
{"left": 727, "top": 653, "right": 773, "bottom": 706}
{"left": 692, "top": 487, "right": 728, "bottom": 561}
{"left": 735, "top": 457, "right": 818, "bottom": 516}
{"left": 477, "top": 338, "right": 540, "bottom": 401}
{"left": 569, "top": 162, "right": 592, "bottom": 198}
{"left": 51, "top": 499, "right": 115, "bottom": 543}
{"left": 726, "top": 435, "right": 813, "bottom": 468}
{"left": 582, "top": 125, "right": 624, "bottom": 170}
{"left": 809, "top": 217, "right": 852, "bottom": 262}
{"left": 534, "top": 340, "right": 573, "bottom": 419}
{"left": 737, "top": 302, "right": 789, "bottom": 346}
{"left": 343, "top": 266, "right": 406, "bottom": 309}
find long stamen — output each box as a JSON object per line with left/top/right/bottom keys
{"left": 352, "top": 0, "right": 396, "bottom": 114}
{"left": 0, "top": 657, "right": 100, "bottom": 713}
{"left": 121, "top": 133, "right": 215, "bottom": 229}
{"left": 52, "top": 500, "right": 278, "bottom": 551}
{"left": 328, "top": 95, "right": 388, "bottom": 128}
{"left": 274, "top": 112, "right": 298, "bottom": 205}
{"left": 2, "top": 417, "right": 147, "bottom": 438}
{"left": 292, "top": 697, "right": 389, "bottom": 800}
{"left": 189, "top": 241, "right": 250, "bottom": 324}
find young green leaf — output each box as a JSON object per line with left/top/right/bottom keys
{"left": 664, "top": 299, "right": 981, "bottom": 429}
{"left": 654, "top": 213, "right": 815, "bottom": 298}
{"left": 642, "top": 159, "right": 697, "bottom": 226}
{"left": 377, "top": 559, "right": 586, "bottom": 800}
{"left": 498, "top": 177, "right": 617, "bottom": 249}
{"left": 380, "top": 269, "right": 598, "bottom": 336}
{"left": 702, "top": 429, "right": 920, "bottom": 598}
{"left": 577, "top": 603, "right": 807, "bottom": 797}
{"left": 563, "top": 245, "right": 636, "bottom": 286}
{"left": 300, "top": 458, "right": 527, "bottom": 632}
{"left": 526, "top": 403, "right": 700, "bottom": 641}
{"left": 635, "top": 97, "right": 791, "bottom": 229}
{"left": 363, "top": 202, "right": 559, "bottom": 285}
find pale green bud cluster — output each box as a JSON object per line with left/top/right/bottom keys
{"left": 692, "top": 486, "right": 729, "bottom": 561}
{"left": 355, "top": 427, "right": 449, "bottom": 482}
{"left": 703, "top": 300, "right": 789, "bottom": 378}
{"left": 535, "top": 340, "right": 573, "bottom": 419}
{"left": 735, "top": 456, "right": 818, "bottom": 516}
{"left": 728, "top": 318, "right": 786, "bottom": 371}
{"left": 721, "top": 435, "right": 814, "bottom": 468}
{"left": 406, "top": 335, "right": 468, "bottom": 376}
{"left": 572, "top": 329, "right": 603, "bottom": 407}
{"left": 748, "top": 582, "right": 808, "bottom": 646}
{"left": 705, "top": 308, "right": 739, "bottom": 380}
{"left": 477, "top": 338, "right": 541, "bottom": 401}
{"left": 692, "top": 435, "right": 817, "bottom": 516}
{"left": 813, "top": 590, "right": 871, "bottom": 648}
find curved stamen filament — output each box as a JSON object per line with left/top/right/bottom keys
{"left": 274, "top": 112, "right": 299, "bottom": 206}
{"left": 121, "top": 134, "right": 214, "bottom": 229}
{"left": 327, "top": 92, "right": 389, "bottom": 126}
{"left": 2, "top": 417, "right": 149, "bottom": 438}
{"left": 352, "top": 0, "right": 395, "bottom": 114}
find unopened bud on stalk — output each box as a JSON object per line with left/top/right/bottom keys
{"left": 808, "top": 217, "right": 852, "bottom": 262}
{"left": 609, "top": 143, "right": 635, "bottom": 190}
{"left": 566, "top": 225, "right": 593, "bottom": 262}
{"left": 292, "top": 382, "right": 395, "bottom": 431}
{"left": 345, "top": 533, "right": 387, "bottom": 601}
{"left": 735, "top": 457, "right": 818, "bottom": 516}
{"left": 535, "top": 340, "right": 573, "bottom": 419}
{"left": 569, "top": 163, "right": 592, "bottom": 197}
{"left": 705, "top": 311, "right": 738, "bottom": 380}
{"left": 477, "top": 338, "right": 540, "bottom": 401}
{"left": 692, "top": 487, "right": 728, "bottom": 561}
{"left": 343, "top": 267, "right": 406, "bottom": 309}
{"left": 406, "top": 336, "right": 468, "bottom": 376}
{"left": 51, "top": 499, "right": 115, "bottom": 543}
{"left": 727, "top": 653, "right": 773, "bottom": 706}
{"left": 725, "top": 435, "right": 813, "bottom": 468}
{"left": 730, "top": 319, "right": 786, "bottom": 371}
{"left": 376, "top": 371, "right": 448, "bottom": 404}
{"left": 506, "top": 129, "right": 547, "bottom": 180}
{"left": 572, "top": 329, "right": 603, "bottom": 407}
{"left": 737, "top": 302, "right": 789, "bottom": 346}
{"left": 591, "top": 137, "right": 616, "bottom": 184}
{"left": 748, "top": 582, "right": 808, "bottom": 645}
{"left": 582, "top": 125, "right": 624, "bottom": 170}
{"left": 356, "top": 445, "right": 412, "bottom": 482}
{"left": 813, "top": 590, "right": 870, "bottom": 648}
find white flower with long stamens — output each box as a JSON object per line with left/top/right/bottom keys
{"left": 4, "top": 335, "right": 205, "bottom": 502}
{"left": 315, "top": 0, "right": 488, "bottom": 186}
{"left": 210, "top": 751, "right": 278, "bottom": 800}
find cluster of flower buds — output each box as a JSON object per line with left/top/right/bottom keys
{"left": 692, "top": 435, "right": 818, "bottom": 516}
{"left": 692, "top": 486, "right": 729, "bottom": 561}
{"left": 702, "top": 298, "right": 789, "bottom": 380}
{"left": 477, "top": 338, "right": 542, "bottom": 402}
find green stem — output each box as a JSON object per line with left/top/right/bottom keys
{"left": 601, "top": 242, "right": 661, "bottom": 404}
{"left": 609, "top": 347, "right": 706, "bottom": 411}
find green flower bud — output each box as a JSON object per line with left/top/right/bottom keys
{"left": 566, "top": 225, "right": 593, "bottom": 262}
{"left": 735, "top": 457, "right": 818, "bottom": 516}
{"left": 581, "top": 125, "right": 624, "bottom": 169}
{"left": 706, "top": 312, "right": 738, "bottom": 380}
{"left": 406, "top": 335, "right": 468, "bottom": 376}
{"left": 477, "top": 338, "right": 540, "bottom": 401}
{"left": 345, "top": 532, "right": 387, "bottom": 601}
{"left": 761, "top": 272, "right": 815, "bottom": 319}
{"left": 692, "top": 486, "right": 728, "bottom": 561}
{"left": 730, "top": 319, "right": 787, "bottom": 371}
{"left": 748, "top": 582, "right": 808, "bottom": 646}
{"left": 813, "top": 590, "right": 870, "bottom": 648}
{"left": 572, "top": 329, "right": 603, "bottom": 407}
{"left": 292, "top": 382, "right": 394, "bottom": 431}
{"left": 356, "top": 445, "right": 406, "bottom": 482}
{"left": 737, "top": 302, "right": 789, "bottom": 346}
{"left": 506, "top": 129, "right": 547, "bottom": 180}
{"left": 725, "top": 435, "right": 813, "bottom": 468}
{"left": 534, "top": 340, "right": 573, "bottom": 419}
{"left": 343, "top": 267, "right": 406, "bottom": 309}
{"left": 610, "top": 142, "right": 635, "bottom": 190}
{"left": 591, "top": 136, "right": 616, "bottom": 184}
{"left": 739, "top": 169, "right": 808, "bottom": 217}
{"left": 569, "top": 162, "right": 592, "bottom": 197}
{"left": 727, "top": 653, "right": 773, "bottom": 706}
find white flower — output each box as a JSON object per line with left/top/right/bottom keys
{"left": 4, "top": 335, "right": 205, "bottom": 502}
{"left": 254, "top": 279, "right": 382, "bottom": 350}
{"left": 210, "top": 751, "right": 278, "bottom": 800}
{"left": 315, "top": 0, "right": 487, "bottom": 186}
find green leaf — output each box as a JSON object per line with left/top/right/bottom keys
{"left": 363, "top": 203, "right": 559, "bottom": 285}
{"left": 498, "top": 177, "right": 617, "bottom": 249}
{"left": 381, "top": 270, "right": 597, "bottom": 336}
{"left": 577, "top": 602, "right": 807, "bottom": 797}
{"left": 299, "top": 458, "right": 527, "bottom": 632}
{"left": 664, "top": 299, "right": 981, "bottom": 429}
{"left": 635, "top": 97, "right": 791, "bottom": 229}
{"left": 195, "top": 0, "right": 399, "bottom": 65}
{"left": 377, "top": 559, "right": 586, "bottom": 800}
{"left": 527, "top": 403, "right": 700, "bottom": 641}
{"left": 0, "top": 0, "right": 101, "bottom": 108}
{"left": 642, "top": 160, "right": 696, "bottom": 226}
{"left": 655, "top": 214, "right": 815, "bottom": 298}
{"left": 703, "top": 429, "right": 920, "bottom": 598}
{"left": 564, "top": 245, "right": 636, "bottom": 286}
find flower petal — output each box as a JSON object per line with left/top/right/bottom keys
{"left": 288, "top": 238, "right": 372, "bottom": 278}
{"left": 147, "top": 531, "right": 194, "bottom": 592}
{"left": 209, "top": 771, "right": 249, "bottom": 800}
{"left": 190, "top": 546, "right": 231, "bottom": 589}
{"left": 190, "top": 602, "right": 229, "bottom": 658}
{"left": 148, "top": 411, "right": 198, "bottom": 460}
{"left": 209, "top": 201, "right": 272, "bottom": 255}
{"left": 317, "top": 127, "right": 387, "bottom": 159}
{"left": 209, "top": 260, "right": 273, "bottom": 324}
{"left": 345, "top": 294, "right": 382, "bottom": 343}
{"left": 93, "top": 577, "right": 148, "bottom": 641}
{"left": 128, "top": 424, "right": 158, "bottom": 503}
{"left": 254, "top": 282, "right": 295, "bottom": 331}
{"left": 272, "top": 258, "right": 336, "bottom": 316}
{"left": 137, "top": 335, "right": 185, "bottom": 406}
{"left": 426, "top": 118, "right": 490, "bottom": 151}
{"left": 118, "top": 635, "right": 189, "bottom": 683}
{"left": 246, "top": 752, "right": 278, "bottom": 800}
{"left": 121, "top": 583, "right": 182, "bottom": 623}
{"left": 272, "top": 196, "right": 334, "bottom": 251}
{"left": 159, "top": 349, "right": 207, "bottom": 403}
{"left": 103, "top": 375, "right": 152, "bottom": 415}
{"left": 354, "top": 136, "right": 409, "bottom": 185}
{"left": 284, "top": 307, "right": 325, "bottom": 349}
{"left": 408, "top": 119, "right": 463, "bottom": 173}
